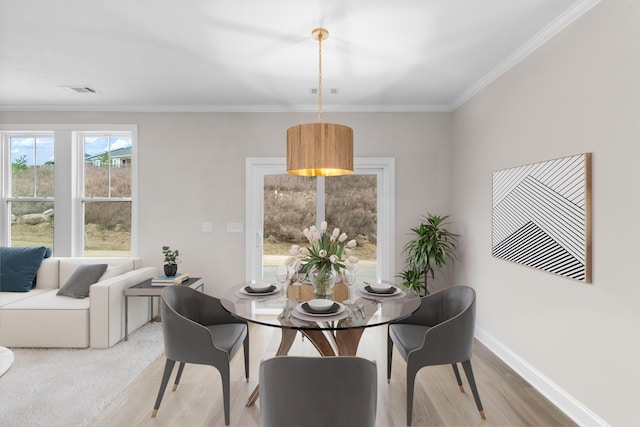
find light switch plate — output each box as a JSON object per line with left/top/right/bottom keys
{"left": 226, "top": 222, "right": 243, "bottom": 233}
{"left": 202, "top": 222, "right": 212, "bottom": 232}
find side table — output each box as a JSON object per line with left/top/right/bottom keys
{"left": 124, "top": 277, "right": 204, "bottom": 341}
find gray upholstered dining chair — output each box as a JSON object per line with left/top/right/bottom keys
{"left": 259, "top": 356, "right": 377, "bottom": 427}
{"left": 151, "top": 285, "right": 249, "bottom": 426}
{"left": 387, "top": 285, "right": 485, "bottom": 426}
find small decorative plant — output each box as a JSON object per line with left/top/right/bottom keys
{"left": 162, "top": 246, "right": 181, "bottom": 265}
{"left": 398, "top": 213, "right": 458, "bottom": 295}
{"left": 162, "top": 246, "right": 181, "bottom": 276}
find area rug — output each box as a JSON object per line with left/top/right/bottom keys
{"left": 0, "top": 323, "right": 164, "bottom": 427}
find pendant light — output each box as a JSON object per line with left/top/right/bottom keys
{"left": 287, "top": 28, "right": 353, "bottom": 176}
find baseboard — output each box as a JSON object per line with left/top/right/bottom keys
{"left": 474, "top": 326, "right": 610, "bottom": 427}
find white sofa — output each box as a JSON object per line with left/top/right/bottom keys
{"left": 0, "top": 257, "right": 157, "bottom": 348}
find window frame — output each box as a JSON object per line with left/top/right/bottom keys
{"left": 78, "top": 131, "right": 134, "bottom": 256}
{"left": 0, "top": 124, "right": 138, "bottom": 257}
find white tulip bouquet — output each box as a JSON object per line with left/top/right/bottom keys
{"left": 284, "top": 221, "right": 358, "bottom": 283}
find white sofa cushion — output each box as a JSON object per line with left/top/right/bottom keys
{"left": 0, "top": 290, "right": 90, "bottom": 347}
{"left": 33, "top": 258, "right": 61, "bottom": 289}
{"left": 58, "top": 258, "right": 134, "bottom": 287}
{"left": 3, "top": 290, "right": 90, "bottom": 310}
{"left": 99, "top": 263, "right": 128, "bottom": 281}
{"left": 0, "top": 289, "right": 50, "bottom": 308}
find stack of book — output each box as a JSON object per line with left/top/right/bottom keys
{"left": 151, "top": 272, "right": 189, "bottom": 286}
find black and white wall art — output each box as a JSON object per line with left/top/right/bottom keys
{"left": 492, "top": 153, "right": 592, "bottom": 282}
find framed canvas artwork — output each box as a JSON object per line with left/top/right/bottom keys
{"left": 492, "top": 153, "right": 592, "bottom": 283}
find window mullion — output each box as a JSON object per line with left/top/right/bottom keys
{"left": 54, "top": 130, "right": 74, "bottom": 256}
{"left": 316, "top": 176, "right": 325, "bottom": 226}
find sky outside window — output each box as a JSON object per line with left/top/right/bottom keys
{"left": 10, "top": 136, "right": 54, "bottom": 165}
{"left": 84, "top": 136, "right": 131, "bottom": 157}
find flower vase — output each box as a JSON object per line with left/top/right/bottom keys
{"left": 310, "top": 268, "right": 336, "bottom": 298}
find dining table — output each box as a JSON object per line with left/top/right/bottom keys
{"left": 220, "top": 277, "right": 421, "bottom": 406}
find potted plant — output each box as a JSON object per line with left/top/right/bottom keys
{"left": 398, "top": 213, "right": 458, "bottom": 295}
{"left": 162, "top": 245, "right": 180, "bottom": 276}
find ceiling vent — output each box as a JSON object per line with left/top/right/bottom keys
{"left": 59, "top": 85, "right": 100, "bottom": 94}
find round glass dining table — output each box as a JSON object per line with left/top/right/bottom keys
{"left": 221, "top": 279, "right": 421, "bottom": 406}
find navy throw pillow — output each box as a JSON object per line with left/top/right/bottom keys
{"left": 0, "top": 246, "right": 50, "bottom": 292}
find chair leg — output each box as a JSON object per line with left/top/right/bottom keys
{"left": 387, "top": 331, "right": 394, "bottom": 384}
{"left": 461, "top": 360, "right": 486, "bottom": 420}
{"left": 452, "top": 363, "right": 465, "bottom": 392}
{"left": 172, "top": 362, "right": 186, "bottom": 391}
{"left": 406, "top": 364, "right": 419, "bottom": 426}
{"left": 243, "top": 330, "right": 250, "bottom": 382}
{"left": 152, "top": 359, "right": 176, "bottom": 417}
{"left": 219, "top": 364, "right": 231, "bottom": 426}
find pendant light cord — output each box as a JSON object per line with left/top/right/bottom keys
{"left": 318, "top": 31, "right": 323, "bottom": 123}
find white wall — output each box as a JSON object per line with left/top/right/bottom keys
{"left": 0, "top": 110, "right": 454, "bottom": 295}
{"left": 452, "top": 0, "right": 639, "bottom": 425}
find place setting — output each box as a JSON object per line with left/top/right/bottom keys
{"left": 236, "top": 281, "right": 282, "bottom": 298}
{"left": 290, "top": 298, "right": 349, "bottom": 321}
{"left": 356, "top": 281, "right": 406, "bottom": 300}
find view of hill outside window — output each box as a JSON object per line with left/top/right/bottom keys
{"left": 262, "top": 174, "right": 377, "bottom": 282}
{"left": 9, "top": 135, "right": 55, "bottom": 248}
{"left": 325, "top": 174, "right": 377, "bottom": 281}
{"left": 82, "top": 134, "right": 132, "bottom": 256}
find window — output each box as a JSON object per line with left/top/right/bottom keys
{"left": 247, "top": 158, "right": 395, "bottom": 283}
{"left": 1, "top": 125, "right": 137, "bottom": 257}
{"left": 80, "top": 133, "right": 133, "bottom": 257}
{"left": 4, "top": 134, "right": 55, "bottom": 248}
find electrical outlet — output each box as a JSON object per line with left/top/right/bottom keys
{"left": 226, "top": 222, "right": 243, "bottom": 233}
{"left": 202, "top": 222, "right": 212, "bottom": 232}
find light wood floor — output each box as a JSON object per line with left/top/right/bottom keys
{"left": 96, "top": 323, "right": 576, "bottom": 427}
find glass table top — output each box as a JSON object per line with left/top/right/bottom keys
{"left": 221, "top": 280, "right": 421, "bottom": 331}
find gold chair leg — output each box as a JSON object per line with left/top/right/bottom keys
{"left": 151, "top": 409, "right": 158, "bottom": 418}
{"left": 480, "top": 410, "right": 486, "bottom": 420}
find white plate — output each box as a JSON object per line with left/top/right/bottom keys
{"left": 295, "top": 302, "right": 345, "bottom": 317}
{"left": 360, "top": 285, "right": 402, "bottom": 297}
{"left": 238, "top": 283, "right": 282, "bottom": 296}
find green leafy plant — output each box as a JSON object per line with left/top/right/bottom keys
{"left": 162, "top": 245, "right": 180, "bottom": 266}
{"left": 398, "top": 213, "right": 458, "bottom": 295}
{"left": 12, "top": 155, "right": 28, "bottom": 172}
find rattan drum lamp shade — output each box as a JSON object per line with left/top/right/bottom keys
{"left": 287, "top": 28, "right": 353, "bottom": 176}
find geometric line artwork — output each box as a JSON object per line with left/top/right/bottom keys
{"left": 492, "top": 153, "right": 592, "bottom": 283}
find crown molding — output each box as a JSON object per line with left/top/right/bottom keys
{"left": 0, "top": 103, "right": 452, "bottom": 114}
{"left": 451, "top": 0, "right": 602, "bottom": 110}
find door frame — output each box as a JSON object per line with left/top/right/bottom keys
{"left": 245, "top": 157, "right": 395, "bottom": 282}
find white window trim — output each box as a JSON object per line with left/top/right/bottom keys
{"left": 245, "top": 157, "right": 395, "bottom": 282}
{"left": 0, "top": 124, "right": 138, "bottom": 256}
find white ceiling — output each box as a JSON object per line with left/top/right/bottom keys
{"left": 0, "top": 0, "right": 598, "bottom": 112}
